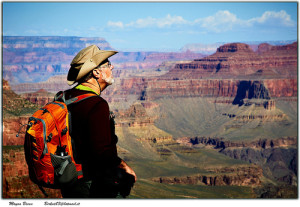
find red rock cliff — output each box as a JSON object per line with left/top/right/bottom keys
{"left": 3, "top": 147, "right": 61, "bottom": 198}
{"left": 104, "top": 78, "right": 296, "bottom": 102}
{"left": 21, "top": 89, "right": 55, "bottom": 106}
{"left": 168, "top": 42, "right": 297, "bottom": 79}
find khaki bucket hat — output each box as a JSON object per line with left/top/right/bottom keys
{"left": 67, "top": 45, "right": 118, "bottom": 85}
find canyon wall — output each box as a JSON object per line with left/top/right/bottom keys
{"left": 3, "top": 36, "right": 114, "bottom": 84}
{"left": 180, "top": 40, "right": 296, "bottom": 53}
{"left": 3, "top": 116, "right": 29, "bottom": 146}
{"left": 3, "top": 36, "right": 206, "bottom": 85}
{"left": 169, "top": 42, "right": 297, "bottom": 79}
{"left": 188, "top": 136, "right": 297, "bottom": 150}
{"left": 3, "top": 147, "right": 61, "bottom": 198}
{"left": 11, "top": 77, "right": 297, "bottom": 102}
{"left": 20, "top": 89, "right": 55, "bottom": 106}
{"left": 3, "top": 80, "right": 40, "bottom": 146}
{"left": 3, "top": 79, "right": 39, "bottom": 118}
{"left": 105, "top": 78, "right": 296, "bottom": 103}
{"left": 10, "top": 42, "right": 297, "bottom": 105}
{"left": 182, "top": 136, "right": 298, "bottom": 186}
{"left": 152, "top": 166, "right": 263, "bottom": 186}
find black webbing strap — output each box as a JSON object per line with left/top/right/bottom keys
{"left": 38, "top": 185, "right": 48, "bottom": 197}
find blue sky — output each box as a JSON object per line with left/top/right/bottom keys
{"left": 2, "top": 1, "right": 298, "bottom": 51}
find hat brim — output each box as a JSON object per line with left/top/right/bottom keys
{"left": 67, "top": 50, "right": 118, "bottom": 86}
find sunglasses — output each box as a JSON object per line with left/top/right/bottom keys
{"left": 98, "top": 61, "right": 112, "bottom": 69}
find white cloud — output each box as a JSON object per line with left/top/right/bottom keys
{"left": 195, "top": 10, "right": 246, "bottom": 33}
{"left": 156, "top": 14, "right": 188, "bottom": 28}
{"left": 107, "top": 21, "right": 124, "bottom": 29}
{"left": 248, "top": 10, "right": 295, "bottom": 27}
{"left": 127, "top": 16, "right": 157, "bottom": 28}
{"left": 108, "top": 14, "right": 188, "bottom": 29}
{"left": 106, "top": 10, "right": 295, "bottom": 33}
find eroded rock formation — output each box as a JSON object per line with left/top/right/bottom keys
{"left": 188, "top": 136, "right": 297, "bottom": 149}
{"left": 114, "top": 103, "right": 154, "bottom": 127}
{"left": 152, "top": 166, "right": 263, "bottom": 186}
{"left": 10, "top": 42, "right": 297, "bottom": 105}
{"left": 21, "top": 89, "right": 55, "bottom": 106}
{"left": 3, "top": 147, "right": 61, "bottom": 198}
{"left": 184, "top": 136, "right": 298, "bottom": 185}
{"left": 3, "top": 36, "right": 114, "bottom": 84}
{"left": 169, "top": 42, "right": 297, "bottom": 79}
{"left": 3, "top": 116, "right": 29, "bottom": 146}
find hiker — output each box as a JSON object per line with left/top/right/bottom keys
{"left": 61, "top": 45, "right": 137, "bottom": 198}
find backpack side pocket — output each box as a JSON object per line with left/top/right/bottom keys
{"left": 50, "top": 153, "right": 78, "bottom": 186}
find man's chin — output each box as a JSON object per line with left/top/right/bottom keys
{"left": 106, "top": 78, "right": 115, "bottom": 85}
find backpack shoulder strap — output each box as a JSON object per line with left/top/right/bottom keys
{"left": 54, "top": 90, "right": 97, "bottom": 106}
{"left": 54, "top": 91, "right": 66, "bottom": 102}
{"left": 64, "top": 93, "right": 97, "bottom": 106}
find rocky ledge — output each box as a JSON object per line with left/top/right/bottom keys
{"left": 188, "top": 136, "right": 297, "bottom": 150}
{"left": 3, "top": 147, "right": 61, "bottom": 198}
{"left": 170, "top": 42, "right": 297, "bottom": 79}
{"left": 180, "top": 136, "right": 298, "bottom": 186}
{"left": 152, "top": 166, "right": 262, "bottom": 186}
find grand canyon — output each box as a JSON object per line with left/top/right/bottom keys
{"left": 2, "top": 36, "right": 298, "bottom": 198}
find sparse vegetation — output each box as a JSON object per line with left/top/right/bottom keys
{"left": 3, "top": 81, "right": 39, "bottom": 118}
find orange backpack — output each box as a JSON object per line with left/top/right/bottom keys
{"left": 20, "top": 91, "right": 96, "bottom": 194}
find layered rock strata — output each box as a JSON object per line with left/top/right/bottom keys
{"left": 10, "top": 42, "right": 297, "bottom": 105}
{"left": 3, "top": 116, "right": 29, "bottom": 146}
{"left": 188, "top": 136, "right": 297, "bottom": 149}
{"left": 3, "top": 147, "right": 61, "bottom": 198}
{"left": 111, "top": 78, "right": 296, "bottom": 102}
{"left": 3, "top": 79, "right": 39, "bottom": 145}
{"left": 3, "top": 36, "right": 114, "bottom": 84}
{"left": 3, "top": 79, "right": 39, "bottom": 118}
{"left": 11, "top": 77, "right": 297, "bottom": 103}
{"left": 21, "top": 89, "right": 55, "bottom": 106}
{"left": 3, "top": 36, "right": 207, "bottom": 85}
{"left": 152, "top": 166, "right": 263, "bottom": 186}
{"left": 169, "top": 42, "right": 297, "bottom": 79}
{"left": 183, "top": 136, "right": 298, "bottom": 185}
{"left": 114, "top": 103, "right": 154, "bottom": 127}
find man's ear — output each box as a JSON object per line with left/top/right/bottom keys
{"left": 92, "top": 69, "right": 101, "bottom": 79}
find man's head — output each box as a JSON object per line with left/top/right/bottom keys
{"left": 95, "top": 60, "right": 115, "bottom": 85}
{"left": 67, "top": 45, "right": 118, "bottom": 86}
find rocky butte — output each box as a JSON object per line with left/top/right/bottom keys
{"left": 20, "top": 89, "right": 55, "bottom": 106}
{"left": 168, "top": 42, "right": 297, "bottom": 79}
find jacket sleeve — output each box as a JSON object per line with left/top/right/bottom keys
{"left": 87, "top": 100, "right": 121, "bottom": 168}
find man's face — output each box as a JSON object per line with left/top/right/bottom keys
{"left": 99, "top": 61, "right": 114, "bottom": 85}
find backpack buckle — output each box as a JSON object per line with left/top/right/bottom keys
{"left": 41, "top": 108, "right": 49, "bottom": 115}
{"left": 47, "top": 133, "right": 53, "bottom": 142}
{"left": 61, "top": 127, "right": 68, "bottom": 136}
